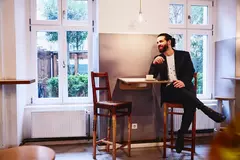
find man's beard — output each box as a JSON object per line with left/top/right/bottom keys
{"left": 158, "top": 45, "right": 168, "bottom": 53}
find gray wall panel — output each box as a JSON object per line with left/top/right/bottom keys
{"left": 99, "top": 33, "right": 164, "bottom": 141}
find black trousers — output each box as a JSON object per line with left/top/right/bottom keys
{"left": 162, "top": 83, "right": 204, "bottom": 134}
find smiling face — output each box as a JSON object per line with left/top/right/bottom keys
{"left": 157, "top": 36, "right": 171, "bottom": 53}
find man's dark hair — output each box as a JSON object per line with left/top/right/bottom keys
{"left": 157, "top": 33, "right": 176, "bottom": 48}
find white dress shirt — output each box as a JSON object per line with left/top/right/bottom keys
{"left": 166, "top": 54, "right": 178, "bottom": 82}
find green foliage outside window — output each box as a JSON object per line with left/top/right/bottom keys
{"left": 46, "top": 74, "right": 88, "bottom": 97}
{"left": 191, "top": 35, "right": 204, "bottom": 94}
{"left": 190, "top": 6, "right": 205, "bottom": 94}
{"left": 46, "top": 77, "right": 59, "bottom": 97}
{"left": 67, "top": 74, "right": 88, "bottom": 97}
{"left": 43, "top": 0, "right": 88, "bottom": 49}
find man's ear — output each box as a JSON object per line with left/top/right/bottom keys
{"left": 168, "top": 40, "right": 172, "bottom": 46}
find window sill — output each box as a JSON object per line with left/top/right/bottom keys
{"left": 24, "top": 99, "right": 217, "bottom": 111}
{"left": 25, "top": 103, "right": 93, "bottom": 111}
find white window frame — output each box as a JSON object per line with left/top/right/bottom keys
{"left": 31, "top": 26, "right": 63, "bottom": 104}
{"left": 169, "top": 0, "right": 187, "bottom": 29}
{"left": 169, "top": 29, "right": 187, "bottom": 50}
{"left": 169, "top": 0, "right": 214, "bottom": 99}
{"left": 187, "top": 0, "right": 213, "bottom": 29}
{"left": 62, "top": 26, "right": 92, "bottom": 104}
{"left": 30, "top": 0, "right": 94, "bottom": 105}
{"left": 187, "top": 30, "right": 212, "bottom": 99}
{"left": 62, "top": 0, "right": 91, "bottom": 26}
{"left": 31, "top": 0, "right": 62, "bottom": 25}
{"left": 169, "top": 0, "right": 213, "bottom": 29}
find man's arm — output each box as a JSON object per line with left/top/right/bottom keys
{"left": 148, "top": 54, "right": 165, "bottom": 78}
{"left": 148, "top": 61, "right": 159, "bottom": 78}
{"left": 181, "top": 52, "right": 195, "bottom": 85}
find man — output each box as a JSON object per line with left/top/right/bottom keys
{"left": 149, "top": 33, "right": 226, "bottom": 153}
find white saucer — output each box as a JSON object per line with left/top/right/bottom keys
{"left": 145, "top": 78, "right": 155, "bottom": 81}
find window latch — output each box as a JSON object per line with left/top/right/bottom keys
{"left": 63, "top": 61, "right": 66, "bottom": 68}
{"left": 63, "top": 10, "right": 66, "bottom": 19}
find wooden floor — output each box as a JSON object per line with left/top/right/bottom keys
{"left": 21, "top": 135, "right": 213, "bottom": 160}
{"left": 24, "top": 136, "right": 211, "bottom": 160}
{"left": 48, "top": 143, "right": 209, "bottom": 160}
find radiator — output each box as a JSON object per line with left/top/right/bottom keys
{"left": 31, "top": 110, "right": 88, "bottom": 138}
{"left": 172, "top": 108, "right": 215, "bottom": 131}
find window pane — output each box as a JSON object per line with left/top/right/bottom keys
{"left": 36, "top": 0, "right": 58, "bottom": 21}
{"left": 67, "top": 0, "right": 88, "bottom": 21}
{"left": 190, "top": 34, "right": 208, "bottom": 94}
{"left": 66, "top": 31, "right": 88, "bottom": 97}
{"left": 169, "top": 4, "right": 184, "bottom": 24}
{"left": 37, "top": 31, "right": 59, "bottom": 98}
{"left": 171, "top": 34, "right": 184, "bottom": 50}
{"left": 190, "top": 5, "right": 208, "bottom": 25}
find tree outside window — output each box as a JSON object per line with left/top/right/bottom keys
{"left": 37, "top": 0, "right": 88, "bottom": 98}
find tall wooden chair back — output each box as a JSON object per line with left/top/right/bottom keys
{"left": 90, "top": 71, "right": 132, "bottom": 160}
{"left": 91, "top": 72, "right": 112, "bottom": 106}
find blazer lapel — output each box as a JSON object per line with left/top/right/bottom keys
{"left": 174, "top": 51, "right": 180, "bottom": 77}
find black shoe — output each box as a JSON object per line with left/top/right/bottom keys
{"left": 175, "top": 132, "right": 184, "bottom": 153}
{"left": 199, "top": 105, "right": 226, "bottom": 123}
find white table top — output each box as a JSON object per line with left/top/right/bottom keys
{"left": 118, "top": 78, "right": 169, "bottom": 84}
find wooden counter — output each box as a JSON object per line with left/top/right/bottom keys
{"left": 222, "top": 77, "right": 240, "bottom": 80}
{"left": 0, "top": 79, "right": 35, "bottom": 85}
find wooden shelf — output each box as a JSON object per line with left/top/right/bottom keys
{"left": 222, "top": 77, "right": 240, "bottom": 80}
{"left": 0, "top": 79, "right": 35, "bottom": 85}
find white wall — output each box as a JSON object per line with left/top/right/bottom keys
{"left": 215, "top": 0, "right": 238, "bottom": 119}
{"left": 236, "top": 1, "right": 240, "bottom": 76}
{"left": 0, "top": 0, "right": 18, "bottom": 148}
{"left": 1, "top": 0, "right": 233, "bottom": 143}
{"left": 0, "top": 0, "right": 4, "bottom": 148}
{"left": 0, "top": 0, "right": 28, "bottom": 147}
{"left": 235, "top": 1, "right": 240, "bottom": 113}
{"left": 15, "top": 0, "right": 28, "bottom": 145}
{"left": 215, "top": 0, "right": 237, "bottom": 41}
{"left": 99, "top": 0, "right": 169, "bottom": 34}
{"left": 0, "top": 1, "right": 2, "bottom": 77}
{"left": 214, "top": 0, "right": 236, "bottom": 98}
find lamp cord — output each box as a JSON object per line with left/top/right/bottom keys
{"left": 139, "top": 0, "right": 142, "bottom": 13}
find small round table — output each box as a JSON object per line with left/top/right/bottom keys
{"left": 215, "top": 96, "right": 236, "bottom": 131}
{"left": 0, "top": 145, "right": 55, "bottom": 160}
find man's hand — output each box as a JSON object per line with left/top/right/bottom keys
{"left": 153, "top": 56, "right": 165, "bottom": 64}
{"left": 173, "top": 80, "right": 185, "bottom": 88}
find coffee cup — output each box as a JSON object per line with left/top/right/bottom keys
{"left": 146, "top": 74, "right": 154, "bottom": 80}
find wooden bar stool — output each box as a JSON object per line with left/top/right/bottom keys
{"left": 91, "top": 71, "right": 132, "bottom": 160}
{"left": 0, "top": 145, "right": 55, "bottom": 160}
{"left": 163, "top": 73, "right": 197, "bottom": 160}
{"left": 215, "top": 96, "right": 236, "bottom": 131}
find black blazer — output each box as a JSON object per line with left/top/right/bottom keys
{"left": 149, "top": 50, "right": 195, "bottom": 100}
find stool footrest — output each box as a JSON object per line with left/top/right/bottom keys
{"left": 168, "top": 112, "right": 183, "bottom": 115}
{"left": 97, "top": 139, "right": 128, "bottom": 150}
{"left": 167, "top": 137, "right": 194, "bottom": 141}
{"left": 165, "top": 144, "right": 193, "bottom": 152}
{"left": 164, "top": 103, "right": 183, "bottom": 107}
{"left": 97, "top": 139, "right": 116, "bottom": 145}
